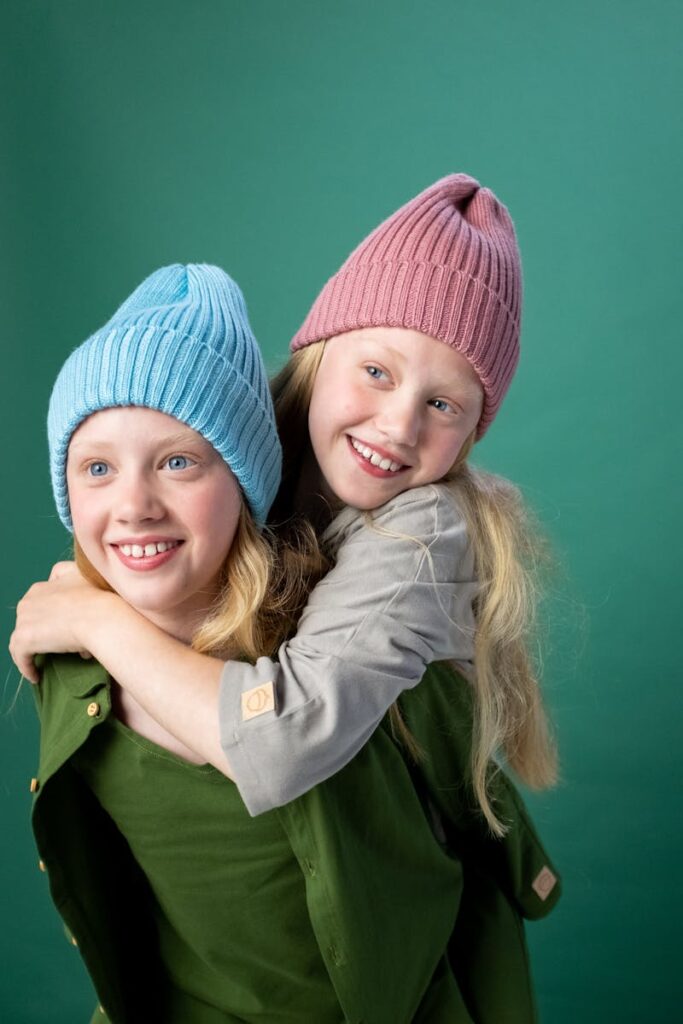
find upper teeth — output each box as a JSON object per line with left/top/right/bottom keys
{"left": 119, "top": 541, "right": 178, "bottom": 558}
{"left": 351, "top": 439, "right": 402, "bottom": 472}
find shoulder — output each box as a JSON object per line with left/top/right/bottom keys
{"left": 323, "top": 484, "right": 474, "bottom": 585}
{"left": 325, "top": 483, "right": 468, "bottom": 550}
{"left": 374, "top": 483, "right": 466, "bottom": 538}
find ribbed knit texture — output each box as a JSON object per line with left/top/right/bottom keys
{"left": 48, "top": 264, "right": 281, "bottom": 529}
{"left": 291, "top": 174, "right": 522, "bottom": 436}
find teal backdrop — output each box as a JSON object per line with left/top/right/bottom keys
{"left": 2, "top": 2, "right": 681, "bottom": 1021}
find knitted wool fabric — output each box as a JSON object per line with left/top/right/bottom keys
{"left": 290, "top": 174, "right": 522, "bottom": 436}
{"left": 48, "top": 264, "right": 281, "bottom": 528}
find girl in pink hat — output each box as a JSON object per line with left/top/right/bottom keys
{"left": 12, "top": 176, "right": 559, "bottom": 1019}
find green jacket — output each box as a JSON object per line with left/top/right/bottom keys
{"left": 30, "top": 655, "right": 560, "bottom": 1023}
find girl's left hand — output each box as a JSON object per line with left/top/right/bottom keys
{"left": 9, "top": 562, "right": 100, "bottom": 684}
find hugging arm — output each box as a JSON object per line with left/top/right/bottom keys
{"left": 10, "top": 487, "right": 475, "bottom": 812}
{"left": 10, "top": 565, "right": 232, "bottom": 777}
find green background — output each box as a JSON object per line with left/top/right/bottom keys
{"left": 2, "top": 1, "right": 681, "bottom": 1020}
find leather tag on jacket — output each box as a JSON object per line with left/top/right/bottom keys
{"left": 532, "top": 865, "right": 558, "bottom": 901}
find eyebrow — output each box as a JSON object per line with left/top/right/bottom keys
{"left": 69, "top": 430, "right": 203, "bottom": 452}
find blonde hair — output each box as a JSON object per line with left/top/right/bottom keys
{"left": 74, "top": 502, "right": 323, "bottom": 663}
{"left": 272, "top": 343, "right": 557, "bottom": 835}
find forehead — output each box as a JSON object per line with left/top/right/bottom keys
{"left": 68, "top": 406, "right": 204, "bottom": 450}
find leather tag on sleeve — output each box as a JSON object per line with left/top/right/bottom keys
{"left": 241, "top": 681, "right": 275, "bottom": 722}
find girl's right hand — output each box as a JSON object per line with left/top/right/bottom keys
{"left": 9, "top": 562, "right": 103, "bottom": 684}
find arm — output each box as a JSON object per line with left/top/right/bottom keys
{"left": 10, "top": 485, "right": 476, "bottom": 811}
{"left": 220, "top": 484, "right": 477, "bottom": 812}
{"left": 10, "top": 569, "right": 233, "bottom": 777}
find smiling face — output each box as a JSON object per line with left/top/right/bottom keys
{"left": 306, "top": 327, "right": 484, "bottom": 510}
{"left": 66, "top": 407, "right": 242, "bottom": 641}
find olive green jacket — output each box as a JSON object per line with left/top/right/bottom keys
{"left": 30, "top": 655, "right": 560, "bottom": 1024}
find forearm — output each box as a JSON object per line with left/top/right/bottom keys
{"left": 84, "top": 592, "right": 234, "bottom": 778}
{"left": 218, "top": 488, "right": 477, "bottom": 812}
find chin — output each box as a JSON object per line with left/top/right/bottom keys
{"left": 106, "top": 578, "right": 179, "bottom": 616}
{"left": 340, "top": 492, "right": 394, "bottom": 512}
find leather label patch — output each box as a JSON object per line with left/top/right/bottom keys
{"left": 532, "top": 865, "right": 557, "bottom": 901}
{"left": 241, "top": 681, "right": 275, "bottom": 721}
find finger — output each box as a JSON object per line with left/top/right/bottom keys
{"left": 19, "top": 657, "right": 40, "bottom": 685}
{"left": 9, "top": 634, "right": 40, "bottom": 684}
{"left": 78, "top": 651, "right": 93, "bottom": 661}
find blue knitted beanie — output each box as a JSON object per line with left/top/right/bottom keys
{"left": 48, "top": 264, "right": 281, "bottom": 528}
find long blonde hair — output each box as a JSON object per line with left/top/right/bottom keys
{"left": 271, "top": 344, "right": 557, "bottom": 835}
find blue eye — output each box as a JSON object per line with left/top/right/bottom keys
{"left": 166, "top": 455, "right": 194, "bottom": 471}
{"left": 366, "top": 365, "right": 386, "bottom": 380}
{"left": 88, "top": 461, "right": 109, "bottom": 477}
{"left": 429, "top": 398, "right": 455, "bottom": 414}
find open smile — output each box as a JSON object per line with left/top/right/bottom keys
{"left": 347, "top": 436, "right": 407, "bottom": 475}
{"left": 110, "top": 538, "right": 184, "bottom": 572}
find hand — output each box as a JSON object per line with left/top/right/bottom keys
{"left": 9, "top": 562, "right": 103, "bottom": 684}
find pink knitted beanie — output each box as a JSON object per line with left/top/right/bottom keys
{"left": 290, "top": 174, "right": 522, "bottom": 436}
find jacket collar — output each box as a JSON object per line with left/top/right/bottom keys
{"left": 49, "top": 654, "right": 109, "bottom": 698}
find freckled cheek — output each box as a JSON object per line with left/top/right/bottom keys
{"left": 312, "top": 373, "right": 367, "bottom": 431}
{"left": 330, "top": 388, "right": 373, "bottom": 430}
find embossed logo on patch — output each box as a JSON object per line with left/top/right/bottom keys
{"left": 532, "top": 865, "right": 557, "bottom": 901}
{"left": 241, "top": 681, "right": 275, "bottom": 721}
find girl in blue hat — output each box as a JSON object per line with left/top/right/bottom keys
{"left": 23, "top": 263, "right": 488, "bottom": 1022}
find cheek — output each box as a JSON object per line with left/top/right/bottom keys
{"left": 68, "top": 488, "right": 103, "bottom": 542}
{"left": 310, "top": 376, "right": 367, "bottom": 441}
{"left": 188, "top": 481, "right": 242, "bottom": 554}
{"left": 429, "top": 430, "right": 469, "bottom": 476}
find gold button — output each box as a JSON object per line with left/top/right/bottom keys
{"left": 38, "top": 860, "right": 46, "bottom": 872}
{"left": 86, "top": 701, "right": 101, "bottom": 718}
{"left": 29, "top": 777, "right": 39, "bottom": 793}
{"left": 71, "top": 935, "right": 78, "bottom": 947}
{"left": 98, "top": 1007, "right": 105, "bottom": 1016}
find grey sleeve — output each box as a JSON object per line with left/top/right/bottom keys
{"left": 219, "top": 484, "right": 478, "bottom": 815}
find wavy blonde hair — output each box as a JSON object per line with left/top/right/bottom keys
{"left": 271, "top": 344, "right": 557, "bottom": 836}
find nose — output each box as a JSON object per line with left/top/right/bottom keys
{"left": 375, "top": 392, "right": 421, "bottom": 449}
{"left": 114, "top": 471, "right": 166, "bottom": 524}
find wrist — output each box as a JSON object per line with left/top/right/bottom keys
{"left": 79, "top": 588, "right": 128, "bottom": 653}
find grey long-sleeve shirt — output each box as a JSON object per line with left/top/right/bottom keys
{"left": 218, "top": 483, "right": 478, "bottom": 814}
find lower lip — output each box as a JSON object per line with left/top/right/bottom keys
{"left": 346, "top": 436, "right": 406, "bottom": 479}
{"left": 111, "top": 544, "right": 183, "bottom": 572}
